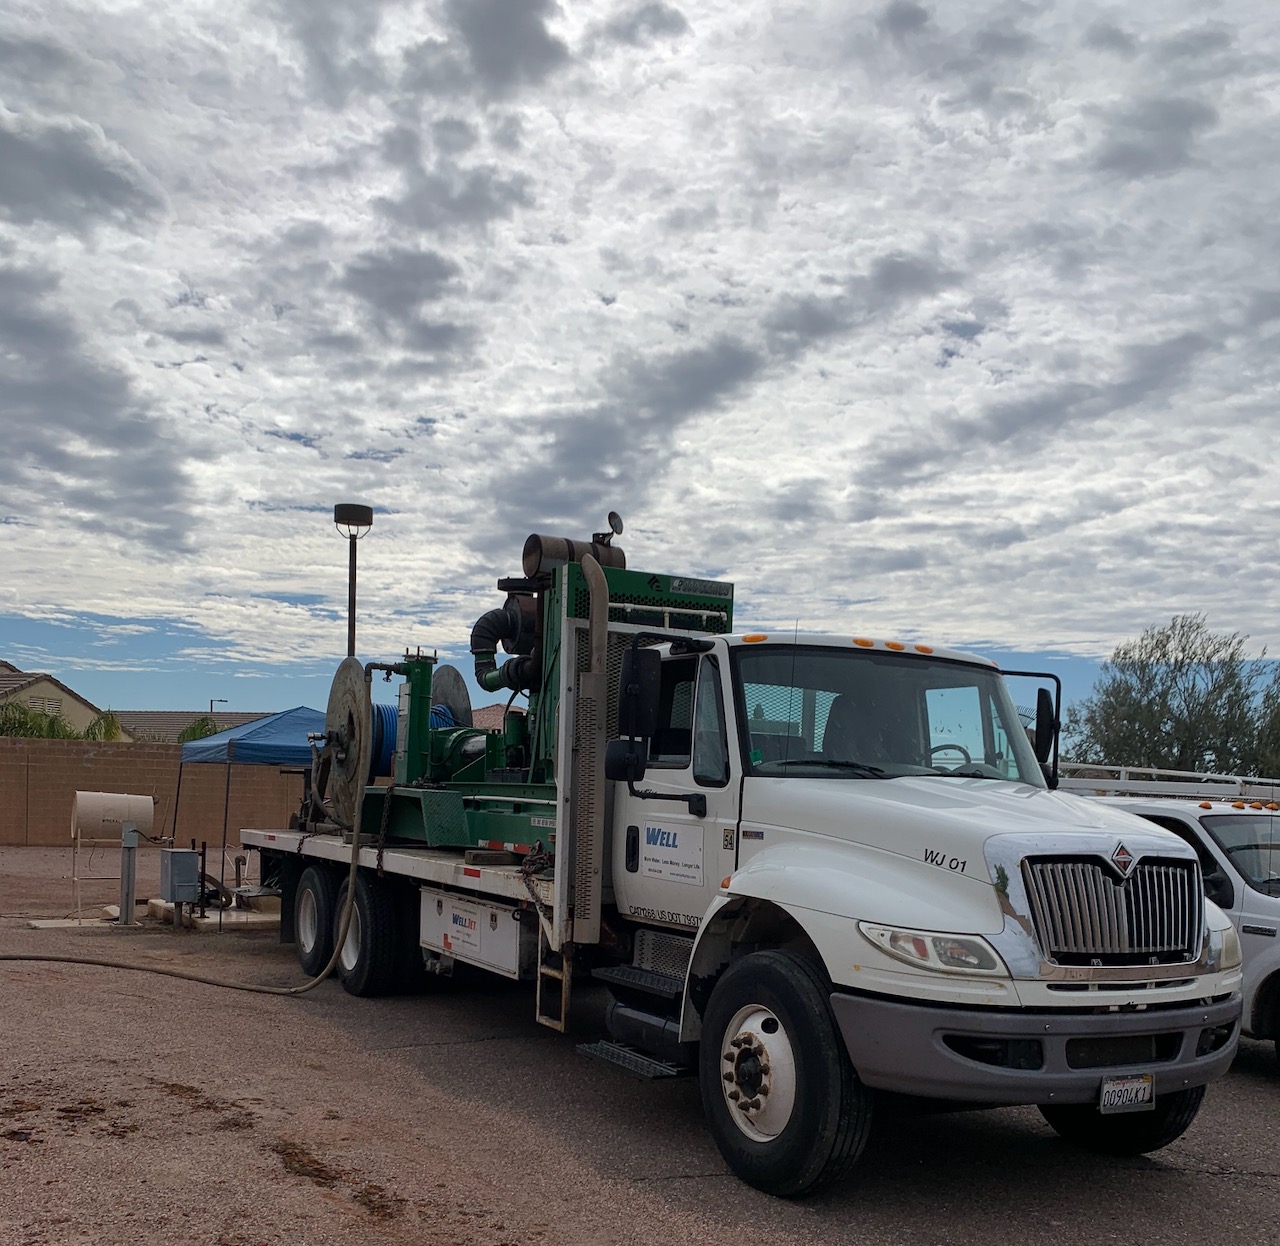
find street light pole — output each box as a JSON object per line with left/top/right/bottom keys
{"left": 210, "top": 698, "right": 228, "bottom": 715}
{"left": 333, "top": 504, "right": 374, "bottom": 657}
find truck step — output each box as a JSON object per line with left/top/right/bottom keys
{"left": 591, "top": 965, "right": 684, "bottom": 1000}
{"left": 577, "top": 1040, "right": 693, "bottom": 1080}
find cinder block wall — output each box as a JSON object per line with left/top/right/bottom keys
{"left": 0, "top": 740, "right": 303, "bottom": 847}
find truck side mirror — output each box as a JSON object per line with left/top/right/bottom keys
{"left": 617, "top": 647, "right": 661, "bottom": 739}
{"left": 605, "top": 737, "right": 648, "bottom": 783}
{"left": 1203, "top": 870, "right": 1235, "bottom": 910}
{"left": 1033, "top": 687, "right": 1056, "bottom": 765}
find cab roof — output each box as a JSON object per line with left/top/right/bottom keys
{"left": 719, "top": 631, "right": 997, "bottom": 669}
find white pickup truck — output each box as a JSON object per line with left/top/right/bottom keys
{"left": 244, "top": 529, "right": 1245, "bottom": 1197}
{"left": 1060, "top": 766, "right": 1279, "bottom": 1065}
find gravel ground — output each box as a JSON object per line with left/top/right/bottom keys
{"left": 0, "top": 848, "right": 749, "bottom": 1246}
{"left": 3, "top": 848, "right": 1278, "bottom": 1246}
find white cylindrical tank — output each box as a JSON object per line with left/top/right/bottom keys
{"left": 72, "top": 791, "right": 155, "bottom": 841}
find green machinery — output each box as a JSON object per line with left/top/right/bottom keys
{"left": 306, "top": 520, "right": 735, "bottom": 871}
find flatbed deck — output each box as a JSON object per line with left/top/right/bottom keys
{"left": 241, "top": 828, "right": 555, "bottom": 909}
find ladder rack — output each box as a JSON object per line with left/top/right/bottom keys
{"left": 1059, "top": 762, "right": 1280, "bottom": 802}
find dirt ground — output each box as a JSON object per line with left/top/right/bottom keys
{"left": 0, "top": 847, "right": 738, "bottom": 1246}
{"left": 3, "top": 848, "right": 1278, "bottom": 1246}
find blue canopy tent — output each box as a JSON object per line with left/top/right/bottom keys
{"left": 176, "top": 707, "right": 326, "bottom": 924}
{"left": 179, "top": 706, "right": 326, "bottom": 765}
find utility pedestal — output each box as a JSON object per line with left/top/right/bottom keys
{"left": 118, "top": 825, "right": 139, "bottom": 927}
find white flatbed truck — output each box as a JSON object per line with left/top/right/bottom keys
{"left": 242, "top": 522, "right": 1244, "bottom": 1196}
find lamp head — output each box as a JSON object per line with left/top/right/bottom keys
{"left": 334, "top": 503, "right": 373, "bottom": 539}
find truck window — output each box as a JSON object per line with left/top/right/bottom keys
{"left": 648, "top": 655, "right": 696, "bottom": 768}
{"left": 1138, "top": 814, "right": 1232, "bottom": 905}
{"left": 1199, "top": 814, "right": 1280, "bottom": 896}
{"left": 731, "top": 644, "right": 1044, "bottom": 785}
{"left": 692, "top": 656, "right": 730, "bottom": 787}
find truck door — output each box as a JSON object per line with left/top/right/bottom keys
{"left": 611, "top": 652, "right": 739, "bottom": 933}
{"left": 1191, "top": 812, "right": 1280, "bottom": 1025}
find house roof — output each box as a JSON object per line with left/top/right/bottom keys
{"left": 0, "top": 662, "right": 109, "bottom": 717}
{"left": 472, "top": 703, "right": 525, "bottom": 732}
{"left": 116, "top": 711, "right": 271, "bottom": 744}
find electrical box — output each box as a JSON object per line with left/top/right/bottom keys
{"left": 160, "top": 849, "right": 201, "bottom": 904}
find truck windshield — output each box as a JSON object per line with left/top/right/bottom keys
{"left": 732, "top": 645, "right": 1045, "bottom": 785}
{"left": 1200, "top": 815, "right": 1280, "bottom": 895}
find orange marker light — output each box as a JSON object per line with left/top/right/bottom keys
{"left": 720, "top": 876, "right": 732, "bottom": 890}
{"left": 914, "top": 644, "right": 934, "bottom": 654}
{"left": 1268, "top": 802, "right": 1279, "bottom": 811}
{"left": 853, "top": 637, "right": 874, "bottom": 647}
{"left": 1199, "top": 801, "right": 1212, "bottom": 809}
{"left": 886, "top": 641, "right": 905, "bottom": 651}
{"left": 743, "top": 633, "right": 768, "bottom": 643}
{"left": 1233, "top": 801, "right": 1246, "bottom": 809}
{"left": 1251, "top": 802, "right": 1264, "bottom": 810}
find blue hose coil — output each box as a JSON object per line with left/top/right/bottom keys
{"left": 370, "top": 701, "right": 398, "bottom": 778}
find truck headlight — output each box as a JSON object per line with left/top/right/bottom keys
{"left": 858, "top": 923, "right": 1008, "bottom": 976}
{"left": 1210, "top": 921, "right": 1242, "bottom": 971}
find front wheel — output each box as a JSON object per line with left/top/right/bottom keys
{"left": 1039, "top": 1085, "right": 1206, "bottom": 1155}
{"left": 698, "top": 950, "right": 872, "bottom": 1197}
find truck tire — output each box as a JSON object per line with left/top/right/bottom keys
{"left": 294, "top": 866, "right": 337, "bottom": 977}
{"left": 1039, "top": 1085, "right": 1206, "bottom": 1155}
{"left": 699, "top": 950, "right": 872, "bottom": 1197}
{"left": 333, "top": 873, "right": 398, "bottom": 997}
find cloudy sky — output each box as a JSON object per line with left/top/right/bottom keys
{"left": 2, "top": 0, "right": 1278, "bottom": 717}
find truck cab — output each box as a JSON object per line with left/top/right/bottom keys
{"left": 604, "top": 632, "right": 1243, "bottom": 1193}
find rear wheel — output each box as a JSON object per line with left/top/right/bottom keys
{"left": 294, "top": 866, "right": 337, "bottom": 977}
{"left": 333, "top": 873, "right": 398, "bottom": 997}
{"left": 698, "top": 950, "right": 872, "bottom": 1197}
{"left": 1039, "top": 1085, "right": 1206, "bottom": 1154}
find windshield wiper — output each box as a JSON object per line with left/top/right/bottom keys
{"left": 769, "top": 758, "right": 893, "bottom": 779}
{"left": 929, "top": 767, "right": 996, "bottom": 780}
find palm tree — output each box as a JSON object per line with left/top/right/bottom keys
{"left": 0, "top": 702, "right": 123, "bottom": 740}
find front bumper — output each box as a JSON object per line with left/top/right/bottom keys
{"left": 830, "top": 989, "right": 1241, "bottom": 1105}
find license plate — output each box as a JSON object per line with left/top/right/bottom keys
{"left": 1099, "top": 1073, "right": 1154, "bottom": 1114}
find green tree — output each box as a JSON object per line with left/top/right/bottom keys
{"left": 1251, "top": 665, "right": 1280, "bottom": 777}
{"left": 1065, "top": 614, "right": 1263, "bottom": 773}
{"left": 177, "top": 714, "right": 221, "bottom": 743}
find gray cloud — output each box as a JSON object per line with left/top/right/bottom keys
{"left": 0, "top": 264, "right": 194, "bottom": 550}
{"left": 1083, "top": 21, "right": 1138, "bottom": 57}
{"left": 0, "top": 32, "right": 75, "bottom": 80}
{"left": 764, "top": 295, "right": 850, "bottom": 360}
{"left": 433, "top": 117, "right": 480, "bottom": 155}
{"left": 877, "top": 1, "right": 930, "bottom": 41}
{"left": 0, "top": 110, "right": 162, "bottom": 231}
{"left": 1154, "top": 25, "right": 1234, "bottom": 63}
{"left": 374, "top": 161, "right": 534, "bottom": 232}
{"left": 849, "top": 329, "right": 1219, "bottom": 501}
{"left": 271, "top": 0, "right": 390, "bottom": 107}
{"left": 443, "top": 0, "right": 569, "bottom": 97}
{"left": 866, "top": 252, "right": 962, "bottom": 308}
{"left": 1091, "top": 96, "right": 1219, "bottom": 178}
{"left": 340, "top": 248, "right": 462, "bottom": 324}
{"left": 601, "top": 3, "right": 690, "bottom": 46}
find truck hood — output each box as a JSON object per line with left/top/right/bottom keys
{"left": 740, "top": 774, "right": 1183, "bottom": 886}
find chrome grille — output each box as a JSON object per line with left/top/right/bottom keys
{"left": 1022, "top": 857, "right": 1202, "bottom": 964}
